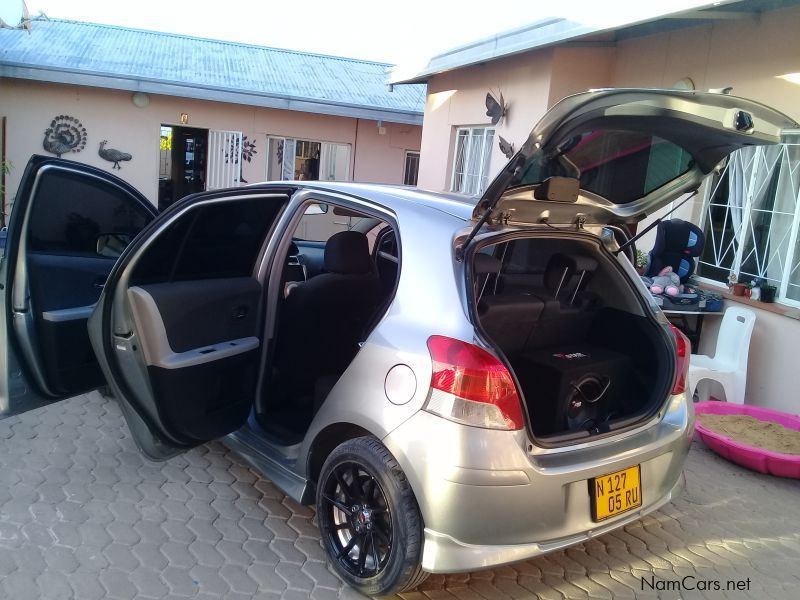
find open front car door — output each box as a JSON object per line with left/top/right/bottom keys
{"left": 1, "top": 156, "right": 157, "bottom": 417}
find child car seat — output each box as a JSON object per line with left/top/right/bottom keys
{"left": 644, "top": 219, "right": 705, "bottom": 284}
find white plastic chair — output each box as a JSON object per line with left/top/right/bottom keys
{"left": 687, "top": 306, "right": 756, "bottom": 404}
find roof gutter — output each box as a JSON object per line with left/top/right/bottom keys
{"left": 1, "top": 63, "right": 424, "bottom": 126}
{"left": 389, "top": 0, "right": 750, "bottom": 85}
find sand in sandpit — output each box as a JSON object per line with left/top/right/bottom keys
{"left": 697, "top": 413, "right": 800, "bottom": 455}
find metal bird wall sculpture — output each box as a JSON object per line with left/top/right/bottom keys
{"left": 498, "top": 135, "right": 515, "bottom": 159}
{"left": 99, "top": 140, "right": 132, "bottom": 169}
{"left": 485, "top": 91, "right": 507, "bottom": 126}
{"left": 43, "top": 115, "right": 87, "bottom": 158}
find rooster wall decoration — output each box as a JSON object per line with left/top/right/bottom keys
{"left": 42, "top": 115, "right": 87, "bottom": 157}
{"left": 98, "top": 140, "right": 132, "bottom": 169}
{"left": 485, "top": 91, "right": 508, "bottom": 126}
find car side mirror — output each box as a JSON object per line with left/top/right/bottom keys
{"left": 304, "top": 202, "right": 329, "bottom": 215}
{"left": 96, "top": 233, "right": 132, "bottom": 258}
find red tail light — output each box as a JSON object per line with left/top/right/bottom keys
{"left": 669, "top": 324, "right": 691, "bottom": 395}
{"left": 425, "top": 335, "right": 524, "bottom": 430}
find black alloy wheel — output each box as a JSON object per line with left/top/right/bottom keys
{"left": 319, "top": 460, "right": 391, "bottom": 577}
{"left": 316, "top": 436, "right": 428, "bottom": 595}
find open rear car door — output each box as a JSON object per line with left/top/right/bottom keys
{"left": 87, "top": 185, "right": 291, "bottom": 459}
{"left": 1, "top": 156, "right": 157, "bottom": 416}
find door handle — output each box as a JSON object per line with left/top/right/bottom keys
{"left": 231, "top": 305, "right": 249, "bottom": 320}
{"left": 93, "top": 283, "right": 105, "bottom": 290}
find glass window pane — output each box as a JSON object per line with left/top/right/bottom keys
{"left": 29, "top": 170, "right": 152, "bottom": 256}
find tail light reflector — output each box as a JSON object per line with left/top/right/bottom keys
{"left": 669, "top": 324, "right": 691, "bottom": 395}
{"left": 425, "top": 335, "right": 524, "bottom": 430}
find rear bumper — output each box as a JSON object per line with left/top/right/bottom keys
{"left": 421, "top": 468, "right": 684, "bottom": 573}
{"left": 383, "top": 393, "right": 694, "bottom": 574}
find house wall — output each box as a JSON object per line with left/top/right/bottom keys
{"left": 0, "top": 78, "right": 421, "bottom": 207}
{"left": 353, "top": 119, "right": 422, "bottom": 183}
{"left": 413, "top": 3, "right": 800, "bottom": 411}
{"left": 416, "top": 50, "right": 555, "bottom": 192}
{"left": 611, "top": 3, "right": 800, "bottom": 249}
{"left": 609, "top": 5, "right": 800, "bottom": 412}
{"left": 416, "top": 46, "right": 615, "bottom": 193}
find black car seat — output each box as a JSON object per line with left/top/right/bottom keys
{"left": 275, "top": 231, "right": 380, "bottom": 400}
{"left": 475, "top": 253, "right": 547, "bottom": 359}
{"left": 644, "top": 219, "right": 705, "bottom": 283}
{"left": 526, "top": 253, "right": 598, "bottom": 349}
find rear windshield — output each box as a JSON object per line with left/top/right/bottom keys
{"left": 514, "top": 129, "right": 694, "bottom": 203}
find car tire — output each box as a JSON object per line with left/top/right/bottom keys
{"left": 316, "top": 436, "right": 428, "bottom": 596}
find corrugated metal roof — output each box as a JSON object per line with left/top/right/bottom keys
{"left": 390, "top": 0, "right": 800, "bottom": 85}
{"left": 0, "top": 18, "right": 425, "bottom": 124}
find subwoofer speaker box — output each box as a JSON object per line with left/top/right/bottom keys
{"left": 513, "top": 344, "right": 632, "bottom": 436}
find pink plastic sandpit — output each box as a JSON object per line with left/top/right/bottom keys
{"left": 694, "top": 401, "right": 800, "bottom": 478}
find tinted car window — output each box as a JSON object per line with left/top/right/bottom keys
{"left": 28, "top": 170, "right": 152, "bottom": 256}
{"left": 131, "top": 196, "right": 284, "bottom": 284}
{"left": 516, "top": 129, "right": 693, "bottom": 204}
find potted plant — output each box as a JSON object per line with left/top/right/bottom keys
{"left": 635, "top": 249, "right": 648, "bottom": 275}
{"left": 760, "top": 283, "right": 777, "bottom": 303}
{"left": 731, "top": 281, "right": 748, "bottom": 297}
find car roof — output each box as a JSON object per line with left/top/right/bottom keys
{"left": 283, "top": 181, "right": 477, "bottom": 221}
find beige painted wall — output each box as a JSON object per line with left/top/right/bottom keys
{"left": 0, "top": 78, "right": 421, "bottom": 207}
{"left": 353, "top": 120, "right": 422, "bottom": 183}
{"left": 610, "top": 5, "right": 800, "bottom": 411}
{"left": 416, "top": 45, "right": 615, "bottom": 193}
{"left": 414, "top": 3, "right": 800, "bottom": 410}
{"left": 417, "top": 50, "right": 555, "bottom": 192}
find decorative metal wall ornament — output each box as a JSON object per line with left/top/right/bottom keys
{"left": 226, "top": 135, "right": 258, "bottom": 183}
{"left": 43, "top": 115, "right": 87, "bottom": 157}
{"left": 485, "top": 91, "right": 508, "bottom": 126}
{"left": 498, "top": 135, "right": 515, "bottom": 159}
{"left": 98, "top": 140, "right": 132, "bottom": 169}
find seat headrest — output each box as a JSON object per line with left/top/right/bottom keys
{"left": 543, "top": 254, "right": 576, "bottom": 293}
{"left": 324, "top": 231, "right": 372, "bottom": 274}
{"left": 474, "top": 253, "right": 502, "bottom": 275}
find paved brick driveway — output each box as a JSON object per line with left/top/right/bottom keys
{"left": 0, "top": 392, "right": 799, "bottom": 599}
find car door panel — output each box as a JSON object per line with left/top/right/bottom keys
{"left": 131, "top": 277, "right": 261, "bottom": 353}
{"left": 89, "top": 188, "right": 292, "bottom": 458}
{"left": 2, "top": 156, "right": 156, "bottom": 416}
{"left": 28, "top": 253, "right": 116, "bottom": 394}
{"left": 124, "top": 277, "right": 261, "bottom": 443}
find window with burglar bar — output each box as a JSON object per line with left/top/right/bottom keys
{"left": 451, "top": 127, "right": 495, "bottom": 196}
{"left": 696, "top": 132, "right": 800, "bottom": 307}
{"left": 403, "top": 151, "right": 420, "bottom": 186}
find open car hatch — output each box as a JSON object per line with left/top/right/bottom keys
{"left": 469, "top": 89, "right": 798, "bottom": 234}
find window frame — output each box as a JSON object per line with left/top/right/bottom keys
{"left": 450, "top": 126, "right": 495, "bottom": 196}
{"left": 403, "top": 150, "right": 420, "bottom": 186}
{"left": 695, "top": 130, "right": 800, "bottom": 308}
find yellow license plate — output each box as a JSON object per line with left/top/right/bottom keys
{"left": 590, "top": 465, "right": 642, "bottom": 522}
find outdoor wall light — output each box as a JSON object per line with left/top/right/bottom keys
{"left": 777, "top": 73, "right": 800, "bottom": 85}
{"left": 131, "top": 92, "right": 150, "bottom": 108}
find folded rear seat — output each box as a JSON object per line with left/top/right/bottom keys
{"left": 524, "top": 253, "right": 599, "bottom": 349}
{"left": 478, "top": 293, "right": 545, "bottom": 358}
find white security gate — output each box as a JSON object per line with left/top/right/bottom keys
{"left": 207, "top": 130, "right": 243, "bottom": 190}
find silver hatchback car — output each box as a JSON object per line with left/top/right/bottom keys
{"left": 1, "top": 89, "right": 794, "bottom": 595}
